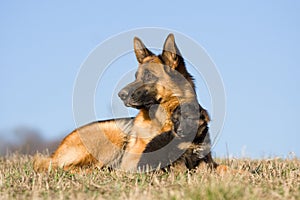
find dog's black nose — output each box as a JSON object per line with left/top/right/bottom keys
{"left": 118, "top": 90, "right": 128, "bottom": 101}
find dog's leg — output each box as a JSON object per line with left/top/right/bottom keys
{"left": 33, "top": 130, "right": 98, "bottom": 172}
{"left": 33, "top": 119, "right": 130, "bottom": 172}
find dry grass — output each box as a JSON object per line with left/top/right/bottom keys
{"left": 0, "top": 154, "right": 299, "bottom": 200}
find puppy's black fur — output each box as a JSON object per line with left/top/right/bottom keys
{"left": 138, "top": 102, "right": 218, "bottom": 171}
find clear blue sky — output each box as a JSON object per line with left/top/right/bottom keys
{"left": 1, "top": 1, "right": 299, "bottom": 158}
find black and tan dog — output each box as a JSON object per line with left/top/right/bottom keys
{"left": 33, "top": 34, "right": 216, "bottom": 172}
{"left": 138, "top": 102, "right": 218, "bottom": 172}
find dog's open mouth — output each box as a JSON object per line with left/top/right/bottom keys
{"left": 123, "top": 100, "right": 144, "bottom": 109}
{"left": 124, "top": 99, "right": 159, "bottom": 110}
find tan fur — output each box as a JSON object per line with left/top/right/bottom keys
{"left": 34, "top": 120, "right": 131, "bottom": 171}
{"left": 33, "top": 130, "right": 98, "bottom": 171}
{"left": 120, "top": 99, "right": 182, "bottom": 171}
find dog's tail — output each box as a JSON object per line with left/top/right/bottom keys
{"left": 33, "top": 154, "right": 55, "bottom": 172}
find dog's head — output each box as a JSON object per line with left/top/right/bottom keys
{"left": 118, "top": 34, "right": 196, "bottom": 110}
{"left": 171, "top": 102, "right": 210, "bottom": 138}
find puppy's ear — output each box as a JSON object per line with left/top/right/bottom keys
{"left": 200, "top": 108, "right": 211, "bottom": 122}
{"left": 134, "top": 37, "right": 154, "bottom": 63}
{"left": 161, "top": 34, "right": 182, "bottom": 69}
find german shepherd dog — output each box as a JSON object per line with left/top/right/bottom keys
{"left": 138, "top": 102, "right": 218, "bottom": 172}
{"left": 33, "top": 34, "right": 216, "bottom": 172}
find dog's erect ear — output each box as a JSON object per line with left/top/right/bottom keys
{"left": 162, "top": 34, "right": 182, "bottom": 69}
{"left": 134, "top": 37, "right": 154, "bottom": 64}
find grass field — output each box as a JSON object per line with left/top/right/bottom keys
{"left": 0, "top": 154, "right": 299, "bottom": 200}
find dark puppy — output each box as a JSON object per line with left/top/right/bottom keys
{"left": 138, "top": 102, "right": 218, "bottom": 171}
